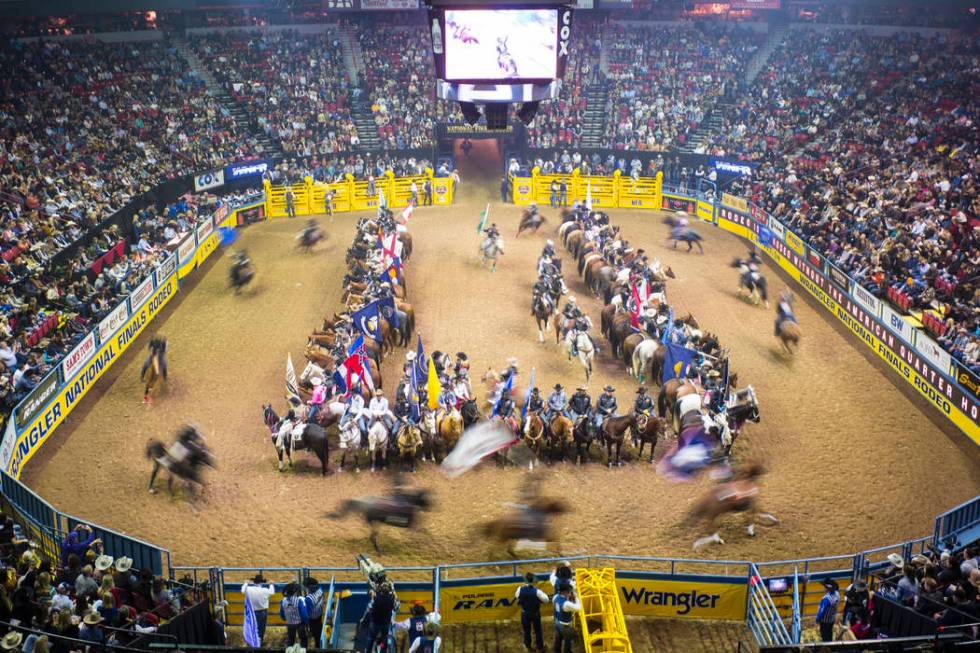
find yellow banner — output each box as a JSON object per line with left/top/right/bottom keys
{"left": 512, "top": 177, "right": 534, "bottom": 205}
{"left": 431, "top": 177, "right": 453, "bottom": 206}
{"left": 617, "top": 577, "right": 746, "bottom": 620}
{"left": 696, "top": 200, "right": 714, "bottom": 223}
{"left": 785, "top": 230, "right": 805, "bottom": 255}
{"left": 195, "top": 233, "right": 219, "bottom": 267}
{"left": 721, "top": 193, "right": 748, "bottom": 213}
{"left": 7, "top": 274, "right": 179, "bottom": 477}
{"left": 439, "top": 582, "right": 522, "bottom": 624}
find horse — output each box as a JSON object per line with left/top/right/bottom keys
{"left": 140, "top": 336, "right": 168, "bottom": 405}
{"left": 532, "top": 293, "right": 556, "bottom": 343}
{"left": 418, "top": 409, "right": 444, "bottom": 462}
{"left": 297, "top": 223, "right": 324, "bottom": 253}
{"left": 631, "top": 339, "right": 661, "bottom": 384}
{"left": 777, "top": 320, "right": 801, "bottom": 354}
{"left": 601, "top": 414, "right": 635, "bottom": 466}
{"left": 481, "top": 498, "right": 569, "bottom": 557}
{"left": 572, "top": 415, "right": 598, "bottom": 465}
{"left": 272, "top": 420, "right": 331, "bottom": 475}
{"left": 480, "top": 237, "right": 504, "bottom": 272}
{"left": 460, "top": 398, "right": 483, "bottom": 428}
{"left": 731, "top": 259, "right": 769, "bottom": 307}
{"left": 690, "top": 463, "right": 779, "bottom": 550}
{"left": 631, "top": 413, "right": 667, "bottom": 463}
{"left": 522, "top": 413, "right": 547, "bottom": 466}
{"left": 329, "top": 490, "right": 432, "bottom": 553}
{"left": 668, "top": 227, "right": 704, "bottom": 254}
{"left": 396, "top": 423, "right": 423, "bottom": 472}
{"left": 436, "top": 408, "right": 464, "bottom": 451}
{"left": 337, "top": 419, "right": 363, "bottom": 471}
{"left": 516, "top": 208, "right": 546, "bottom": 238}
{"left": 367, "top": 420, "right": 390, "bottom": 472}
{"left": 562, "top": 330, "right": 595, "bottom": 381}
{"left": 548, "top": 414, "right": 574, "bottom": 462}
{"left": 146, "top": 429, "right": 215, "bottom": 502}
{"left": 229, "top": 256, "right": 255, "bottom": 293}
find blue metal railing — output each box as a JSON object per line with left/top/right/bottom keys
{"left": 746, "top": 563, "right": 793, "bottom": 648}
{"left": 320, "top": 576, "right": 335, "bottom": 649}
{"left": 934, "top": 496, "right": 980, "bottom": 550}
{"left": 791, "top": 567, "right": 801, "bottom": 643}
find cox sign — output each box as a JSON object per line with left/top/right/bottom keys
{"left": 194, "top": 169, "right": 225, "bottom": 192}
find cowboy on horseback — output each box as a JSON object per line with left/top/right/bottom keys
{"left": 774, "top": 287, "right": 797, "bottom": 336}
{"left": 531, "top": 274, "right": 553, "bottom": 315}
{"left": 595, "top": 386, "right": 618, "bottom": 429}
{"left": 542, "top": 240, "right": 555, "bottom": 259}
{"left": 568, "top": 386, "right": 591, "bottom": 427}
{"left": 634, "top": 387, "right": 654, "bottom": 415}
{"left": 437, "top": 377, "right": 458, "bottom": 414}
{"left": 369, "top": 388, "right": 396, "bottom": 435}
{"left": 483, "top": 223, "right": 500, "bottom": 240}
{"left": 546, "top": 384, "right": 569, "bottom": 423}
{"left": 393, "top": 394, "right": 415, "bottom": 426}
{"left": 523, "top": 387, "right": 544, "bottom": 432}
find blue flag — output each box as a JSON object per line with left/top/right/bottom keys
{"left": 660, "top": 307, "right": 674, "bottom": 344}
{"left": 412, "top": 335, "right": 428, "bottom": 386}
{"left": 351, "top": 301, "right": 383, "bottom": 342}
{"left": 379, "top": 257, "right": 402, "bottom": 287}
{"left": 521, "top": 367, "right": 535, "bottom": 419}
{"left": 243, "top": 588, "right": 261, "bottom": 647}
{"left": 219, "top": 226, "right": 239, "bottom": 247}
{"left": 347, "top": 334, "right": 365, "bottom": 356}
{"left": 378, "top": 295, "right": 400, "bottom": 328}
{"left": 662, "top": 343, "right": 697, "bottom": 384}
{"left": 493, "top": 373, "right": 514, "bottom": 417}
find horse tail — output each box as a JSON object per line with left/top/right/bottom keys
{"left": 657, "top": 386, "right": 668, "bottom": 418}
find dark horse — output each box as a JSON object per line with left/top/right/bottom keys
{"left": 516, "top": 207, "right": 546, "bottom": 238}
{"left": 481, "top": 498, "right": 569, "bottom": 557}
{"left": 267, "top": 406, "right": 331, "bottom": 475}
{"left": 731, "top": 258, "right": 769, "bottom": 307}
{"left": 297, "top": 221, "right": 324, "bottom": 253}
{"left": 460, "top": 398, "right": 482, "bottom": 428}
{"left": 328, "top": 489, "right": 431, "bottom": 552}
{"left": 601, "top": 414, "right": 636, "bottom": 466}
{"left": 140, "top": 336, "right": 168, "bottom": 404}
{"left": 229, "top": 251, "right": 255, "bottom": 293}
{"left": 667, "top": 225, "right": 704, "bottom": 254}
{"left": 146, "top": 427, "right": 215, "bottom": 502}
{"left": 573, "top": 416, "right": 598, "bottom": 465}
{"left": 631, "top": 414, "right": 667, "bottom": 463}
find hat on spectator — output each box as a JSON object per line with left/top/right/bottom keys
{"left": 1, "top": 632, "right": 22, "bottom": 650}
{"left": 115, "top": 556, "right": 133, "bottom": 573}
{"left": 822, "top": 579, "right": 838, "bottom": 592}
{"left": 886, "top": 553, "right": 904, "bottom": 569}
{"left": 56, "top": 582, "right": 70, "bottom": 593}
{"left": 94, "top": 554, "right": 114, "bottom": 571}
{"left": 911, "top": 554, "right": 930, "bottom": 567}
{"left": 83, "top": 613, "right": 104, "bottom": 626}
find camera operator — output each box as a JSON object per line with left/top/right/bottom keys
{"left": 550, "top": 561, "right": 575, "bottom": 592}
{"left": 365, "top": 579, "right": 398, "bottom": 647}
{"left": 552, "top": 581, "right": 581, "bottom": 653}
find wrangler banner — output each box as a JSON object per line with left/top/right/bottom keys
{"left": 5, "top": 273, "right": 180, "bottom": 477}
{"left": 617, "top": 576, "right": 747, "bottom": 620}
{"left": 439, "top": 581, "right": 523, "bottom": 624}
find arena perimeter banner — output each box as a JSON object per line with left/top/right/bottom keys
{"left": 616, "top": 576, "right": 746, "bottom": 620}
{"left": 439, "top": 581, "right": 523, "bottom": 624}
{"left": 5, "top": 273, "right": 179, "bottom": 477}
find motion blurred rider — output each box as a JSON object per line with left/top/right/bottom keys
{"left": 531, "top": 274, "right": 552, "bottom": 315}
{"left": 775, "top": 287, "right": 797, "bottom": 336}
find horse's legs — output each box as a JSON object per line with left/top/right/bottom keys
{"left": 696, "top": 240, "right": 704, "bottom": 255}
{"left": 148, "top": 462, "right": 160, "bottom": 493}
{"left": 370, "top": 523, "right": 382, "bottom": 554}
{"left": 616, "top": 441, "right": 624, "bottom": 466}
{"left": 166, "top": 474, "right": 175, "bottom": 497}
{"left": 649, "top": 436, "right": 658, "bottom": 464}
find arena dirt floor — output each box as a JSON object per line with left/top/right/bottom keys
{"left": 25, "top": 155, "right": 980, "bottom": 572}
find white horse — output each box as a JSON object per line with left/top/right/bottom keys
{"left": 367, "top": 420, "right": 390, "bottom": 472}
{"left": 301, "top": 361, "right": 327, "bottom": 386}
{"left": 480, "top": 237, "right": 505, "bottom": 272}
{"left": 631, "top": 339, "right": 661, "bottom": 383}
{"left": 563, "top": 330, "right": 595, "bottom": 381}
{"left": 338, "top": 420, "right": 362, "bottom": 471}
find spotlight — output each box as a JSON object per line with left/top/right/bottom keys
{"left": 458, "top": 101, "right": 480, "bottom": 125}
{"left": 517, "top": 101, "right": 540, "bottom": 126}
{"left": 484, "top": 103, "right": 509, "bottom": 130}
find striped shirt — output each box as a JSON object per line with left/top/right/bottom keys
{"left": 816, "top": 592, "right": 839, "bottom": 624}
{"left": 305, "top": 588, "right": 324, "bottom": 619}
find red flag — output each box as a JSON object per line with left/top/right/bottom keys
{"left": 629, "top": 284, "right": 642, "bottom": 328}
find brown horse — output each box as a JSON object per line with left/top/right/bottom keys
{"left": 523, "top": 413, "right": 547, "bottom": 464}
{"left": 481, "top": 498, "right": 569, "bottom": 557}
{"left": 657, "top": 378, "right": 702, "bottom": 427}
{"left": 631, "top": 414, "right": 667, "bottom": 463}
{"left": 516, "top": 209, "right": 546, "bottom": 237}
{"left": 690, "top": 463, "right": 779, "bottom": 549}
{"left": 548, "top": 414, "right": 574, "bottom": 462}
{"left": 436, "top": 408, "right": 464, "bottom": 451}
{"left": 396, "top": 424, "right": 423, "bottom": 472}
{"left": 601, "top": 414, "right": 635, "bottom": 466}
{"left": 777, "top": 321, "right": 801, "bottom": 354}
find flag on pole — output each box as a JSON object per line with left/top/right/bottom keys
{"left": 426, "top": 356, "right": 441, "bottom": 410}
{"left": 243, "top": 589, "right": 261, "bottom": 647}
{"left": 378, "top": 257, "right": 402, "bottom": 287}
{"left": 441, "top": 422, "right": 518, "bottom": 478}
{"left": 351, "top": 301, "right": 383, "bottom": 342}
{"left": 521, "top": 367, "right": 535, "bottom": 419}
{"left": 493, "top": 372, "right": 514, "bottom": 417}
{"left": 412, "top": 335, "right": 428, "bottom": 387}
{"left": 661, "top": 343, "right": 697, "bottom": 384}
{"left": 378, "top": 187, "right": 386, "bottom": 209}
{"left": 661, "top": 307, "right": 674, "bottom": 344}
{"left": 333, "top": 352, "right": 365, "bottom": 394}
{"left": 585, "top": 181, "right": 593, "bottom": 210}
{"left": 629, "top": 284, "right": 643, "bottom": 328}
{"left": 285, "top": 354, "right": 300, "bottom": 401}
{"left": 401, "top": 200, "right": 414, "bottom": 223}
{"left": 476, "top": 203, "right": 490, "bottom": 234}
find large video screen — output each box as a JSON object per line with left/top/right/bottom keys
{"left": 443, "top": 9, "right": 558, "bottom": 82}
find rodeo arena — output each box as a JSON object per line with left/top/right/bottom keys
{"left": 1, "top": 1, "right": 980, "bottom": 653}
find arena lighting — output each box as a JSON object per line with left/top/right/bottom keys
{"left": 458, "top": 101, "right": 481, "bottom": 125}
{"left": 516, "top": 101, "right": 540, "bottom": 125}
{"left": 484, "top": 103, "right": 509, "bottom": 130}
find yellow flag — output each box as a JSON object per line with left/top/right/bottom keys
{"left": 427, "top": 357, "right": 441, "bottom": 410}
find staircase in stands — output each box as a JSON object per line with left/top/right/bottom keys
{"left": 171, "top": 35, "right": 281, "bottom": 159}
{"left": 581, "top": 81, "right": 610, "bottom": 149}
{"left": 337, "top": 26, "right": 381, "bottom": 151}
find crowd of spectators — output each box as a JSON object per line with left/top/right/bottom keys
{"left": 722, "top": 29, "right": 979, "bottom": 364}
{"left": 265, "top": 155, "right": 438, "bottom": 185}
{"left": 191, "top": 30, "right": 358, "bottom": 155}
{"left": 601, "top": 23, "right": 761, "bottom": 152}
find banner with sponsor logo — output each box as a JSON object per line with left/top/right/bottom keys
{"left": 129, "top": 276, "right": 156, "bottom": 311}
{"left": 512, "top": 177, "right": 534, "bottom": 204}
{"left": 915, "top": 333, "right": 953, "bottom": 376}
{"left": 826, "top": 263, "right": 849, "bottom": 292}
{"left": 155, "top": 253, "right": 178, "bottom": 287}
{"left": 177, "top": 234, "right": 197, "bottom": 265}
{"left": 617, "top": 576, "right": 746, "bottom": 620}
{"left": 784, "top": 230, "right": 805, "bottom": 256}
{"left": 8, "top": 273, "right": 179, "bottom": 477}
{"left": 194, "top": 169, "right": 225, "bottom": 192}
{"left": 97, "top": 301, "right": 130, "bottom": 344}
{"left": 696, "top": 200, "right": 714, "bottom": 223}
{"left": 440, "top": 581, "right": 522, "bottom": 624}
{"left": 196, "top": 218, "right": 214, "bottom": 243}
{"left": 61, "top": 333, "right": 96, "bottom": 381}
{"left": 851, "top": 283, "right": 881, "bottom": 319}
{"left": 806, "top": 246, "right": 823, "bottom": 270}
{"left": 361, "top": 0, "right": 418, "bottom": 8}
{"left": 881, "top": 303, "right": 915, "bottom": 347}
{"left": 238, "top": 204, "right": 265, "bottom": 223}
{"left": 721, "top": 193, "right": 748, "bottom": 214}
{"left": 13, "top": 371, "right": 60, "bottom": 432}
{"left": 662, "top": 194, "right": 696, "bottom": 213}
{"left": 226, "top": 160, "right": 270, "bottom": 180}
{"left": 767, "top": 217, "right": 785, "bottom": 241}
{"left": 711, "top": 159, "right": 754, "bottom": 177}
{"left": 953, "top": 360, "right": 980, "bottom": 404}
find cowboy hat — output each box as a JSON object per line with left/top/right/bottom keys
{"left": 1, "top": 632, "right": 22, "bottom": 650}
{"left": 374, "top": 388, "right": 383, "bottom": 396}
{"left": 94, "top": 554, "right": 114, "bottom": 571}
{"left": 911, "top": 554, "right": 930, "bottom": 566}
{"left": 576, "top": 386, "right": 587, "bottom": 392}
{"left": 553, "top": 383, "right": 563, "bottom": 390}
{"left": 507, "top": 357, "right": 518, "bottom": 366}
{"left": 822, "top": 579, "right": 839, "bottom": 592}
{"left": 636, "top": 387, "right": 646, "bottom": 394}
{"left": 311, "top": 377, "right": 322, "bottom": 386}
{"left": 886, "top": 553, "right": 904, "bottom": 569}
{"left": 83, "top": 613, "right": 104, "bottom": 626}
{"left": 603, "top": 385, "right": 615, "bottom": 392}
{"left": 115, "top": 556, "right": 133, "bottom": 573}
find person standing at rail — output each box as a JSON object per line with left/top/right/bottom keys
{"left": 241, "top": 574, "right": 275, "bottom": 645}
{"left": 552, "top": 582, "right": 581, "bottom": 653}
{"left": 816, "top": 580, "right": 840, "bottom": 642}
{"left": 285, "top": 188, "right": 296, "bottom": 218}
{"left": 280, "top": 582, "right": 309, "bottom": 648}
{"left": 304, "top": 577, "right": 324, "bottom": 641}
{"left": 515, "top": 572, "right": 548, "bottom": 652}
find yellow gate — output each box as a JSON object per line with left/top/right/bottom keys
{"left": 575, "top": 568, "right": 633, "bottom": 653}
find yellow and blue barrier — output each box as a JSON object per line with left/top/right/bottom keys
{"left": 511, "top": 168, "right": 663, "bottom": 210}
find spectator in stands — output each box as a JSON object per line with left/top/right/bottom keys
{"left": 815, "top": 580, "right": 839, "bottom": 642}
{"left": 242, "top": 574, "right": 275, "bottom": 646}
{"left": 78, "top": 612, "right": 105, "bottom": 645}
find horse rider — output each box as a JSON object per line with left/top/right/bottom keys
{"left": 302, "top": 218, "right": 319, "bottom": 242}
{"left": 483, "top": 222, "right": 500, "bottom": 241}
{"left": 568, "top": 386, "right": 592, "bottom": 427}
{"left": 452, "top": 369, "right": 472, "bottom": 404}
{"left": 275, "top": 411, "right": 299, "bottom": 451}
{"left": 307, "top": 377, "right": 327, "bottom": 421}
{"left": 231, "top": 249, "right": 251, "bottom": 279}
{"left": 523, "top": 387, "right": 544, "bottom": 432}
{"left": 393, "top": 394, "right": 415, "bottom": 428}
{"left": 546, "top": 383, "right": 569, "bottom": 423}
{"left": 531, "top": 274, "right": 552, "bottom": 315}
{"left": 344, "top": 384, "right": 369, "bottom": 438}
{"left": 775, "top": 287, "right": 797, "bottom": 336}
{"left": 561, "top": 297, "right": 583, "bottom": 332}
{"left": 369, "top": 388, "right": 396, "bottom": 435}
{"left": 595, "top": 385, "right": 618, "bottom": 429}
{"left": 703, "top": 369, "right": 726, "bottom": 413}
{"left": 542, "top": 240, "right": 556, "bottom": 259}
{"left": 495, "top": 391, "right": 517, "bottom": 427}
{"left": 633, "top": 387, "right": 654, "bottom": 416}
{"left": 453, "top": 352, "right": 470, "bottom": 378}
{"left": 568, "top": 317, "right": 594, "bottom": 357}
{"left": 437, "top": 377, "right": 459, "bottom": 415}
